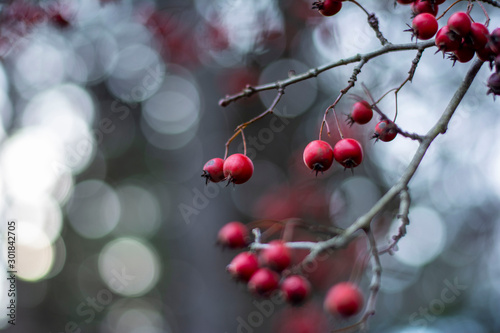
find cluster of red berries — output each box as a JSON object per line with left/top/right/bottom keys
{"left": 398, "top": 2, "right": 500, "bottom": 96}
{"left": 217, "top": 221, "right": 364, "bottom": 316}
{"left": 202, "top": 154, "right": 254, "bottom": 185}
{"left": 302, "top": 100, "right": 399, "bottom": 175}
{"left": 312, "top": 0, "right": 347, "bottom": 17}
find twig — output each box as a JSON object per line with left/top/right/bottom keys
{"left": 223, "top": 88, "right": 284, "bottom": 159}
{"left": 393, "top": 48, "right": 424, "bottom": 121}
{"left": 219, "top": 41, "right": 435, "bottom": 107}
{"left": 300, "top": 59, "right": 483, "bottom": 262}
{"left": 320, "top": 58, "right": 367, "bottom": 138}
{"left": 363, "top": 83, "right": 426, "bottom": 142}
{"left": 359, "top": 229, "right": 382, "bottom": 331}
{"left": 436, "top": 0, "right": 463, "bottom": 21}
{"left": 349, "top": 0, "right": 390, "bottom": 46}
{"left": 479, "top": 0, "right": 500, "bottom": 9}
{"left": 378, "top": 188, "right": 411, "bottom": 255}
{"left": 329, "top": 229, "right": 382, "bottom": 333}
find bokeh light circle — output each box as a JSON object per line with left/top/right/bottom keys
{"left": 98, "top": 237, "right": 160, "bottom": 297}
{"left": 66, "top": 180, "right": 121, "bottom": 239}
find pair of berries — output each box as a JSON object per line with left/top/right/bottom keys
{"left": 218, "top": 222, "right": 311, "bottom": 304}
{"left": 303, "top": 138, "right": 363, "bottom": 174}
{"left": 346, "top": 101, "right": 398, "bottom": 142}
{"left": 202, "top": 154, "right": 254, "bottom": 185}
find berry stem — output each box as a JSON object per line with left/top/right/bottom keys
{"left": 478, "top": 0, "right": 500, "bottom": 9}
{"left": 367, "top": 48, "right": 424, "bottom": 127}
{"left": 240, "top": 128, "right": 247, "bottom": 156}
{"left": 476, "top": 0, "right": 490, "bottom": 26}
{"left": 393, "top": 49, "right": 424, "bottom": 122}
{"left": 436, "top": 0, "right": 464, "bottom": 21}
{"left": 223, "top": 88, "right": 284, "bottom": 159}
{"left": 320, "top": 58, "right": 368, "bottom": 139}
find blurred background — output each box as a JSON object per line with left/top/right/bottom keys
{"left": 0, "top": 0, "right": 500, "bottom": 332}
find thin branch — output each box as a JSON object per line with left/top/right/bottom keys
{"left": 363, "top": 83, "right": 426, "bottom": 142}
{"left": 301, "top": 59, "right": 483, "bottom": 263}
{"left": 379, "top": 187, "right": 411, "bottom": 255}
{"left": 219, "top": 41, "right": 435, "bottom": 107}
{"left": 393, "top": 48, "right": 424, "bottom": 121}
{"left": 367, "top": 13, "right": 390, "bottom": 46}
{"left": 250, "top": 241, "right": 318, "bottom": 250}
{"left": 359, "top": 229, "right": 382, "bottom": 331}
{"left": 223, "top": 88, "right": 284, "bottom": 159}
{"left": 328, "top": 229, "right": 382, "bottom": 333}
{"left": 320, "top": 58, "right": 367, "bottom": 139}
{"left": 436, "top": 0, "right": 463, "bottom": 20}
{"left": 479, "top": 0, "right": 500, "bottom": 9}
{"left": 349, "top": 0, "right": 390, "bottom": 46}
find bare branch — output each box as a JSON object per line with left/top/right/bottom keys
{"left": 479, "top": 0, "right": 500, "bottom": 9}
{"left": 219, "top": 41, "right": 435, "bottom": 107}
{"left": 301, "top": 59, "right": 483, "bottom": 262}
{"left": 379, "top": 187, "right": 411, "bottom": 255}
{"left": 224, "top": 88, "right": 284, "bottom": 159}
{"left": 359, "top": 229, "right": 382, "bottom": 331}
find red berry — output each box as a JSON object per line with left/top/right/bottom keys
{"left": 324, "top": 282, "right": 364, "bottom": 317}
{"left": 281, "top": 275, "right": 311, "bottom": 305}
{"left": 435, "top": 26, "right": 461, "bottom": 53}
{"left": 261, "top": 240, "right": 291, "bottom": 272}
{"left": 447, "top": 12, "right": 471, "bottom": 37}
{"left": 411, "top": 0, "right": 439, "bottom": 16}
{"left": 477, "top": 45, "right": 496, "bottom": 62}
{"left": 217, "top": 222, "right": 249, "bottom": 249}
{"left": 374, "top": 120, "right": 398, "bottom": 142}
{"left": 347, "top": 101, "right": 373, "bottom": 125}
{"left": 303, "top": 140, "right": 334, "bottom": 175}
{"left": 453, "top": 44, "right": 475, "bottom": 63}
{"left": 202, "top": 158, "right": 225, "bottom": 184}
{"left": 411, "top": 13, "right": 439, "bottom": 40}
{"left": 223, "top": 154, "right": 254, "bottom": 185}
{"left": 227, "top": 252, "right": 259, "bottom": 282}
{"left": 397, "top": 0, "right": 416, "bottom": 4}
{"left": 333, "top": 138, "right": 363, "bottom": 169}
{"left": 313, "top": 0, "right": 342, "bottom": 17}
{"left": 248, "top": 268, "right": 280, "bottom": 296}
{"left": 489, "top": 28, "right": 500, "bottom": 54}
{"left": 469, "top": 23, "right": 489, "bottom": 50}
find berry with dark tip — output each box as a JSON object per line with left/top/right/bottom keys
{"left": 303, "top": 140, "right": 335, "bottom": 175}
{"left": 202, "top": 158, "right": 225, "bottom": 184}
